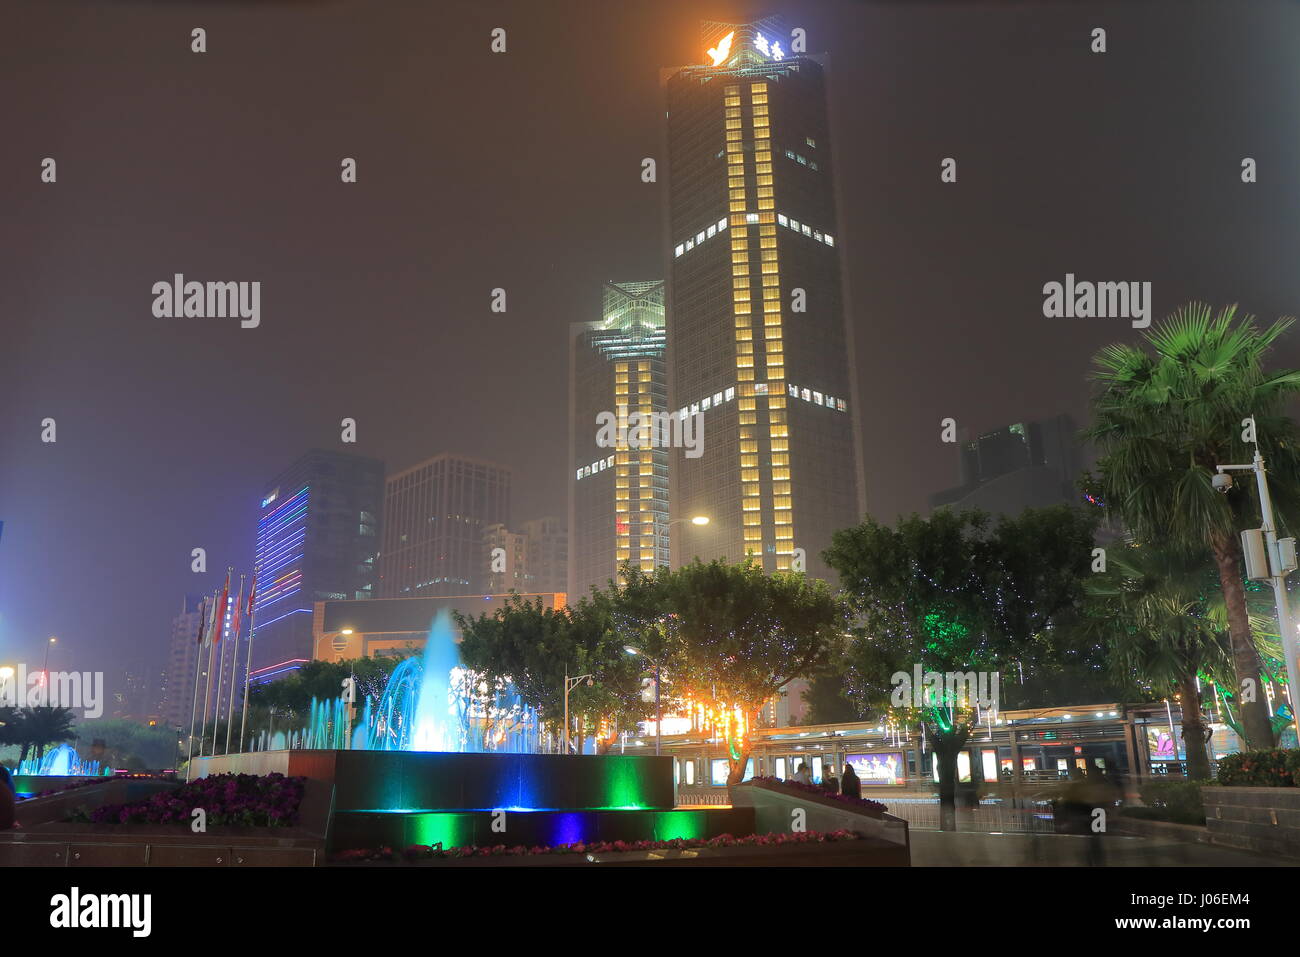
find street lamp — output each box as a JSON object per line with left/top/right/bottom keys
{"left": 1216, "top": 421, "right": 1300, "bottom": 724}
{"left": 42, "top": 637, "right": 57, "bottom": 706}
{"left": 625, "top": 646, "right": 664, "bottom": 756}
{"left": 563, "top": 670, "right": 594, "bottom": 755}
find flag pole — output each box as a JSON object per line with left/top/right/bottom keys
{"left": 238, "top": 571, "right": 260, "bottom": 753}
{"left": 212, "top": 623, "right": 228, "bottom": 756}
{"left": 224, "top": 574, "right": 245, "bottom": 756}
{"left": 198, "top": 589, "right": 218, "bottom": 760}
{"left": 184, "top": 596, "right": 209, "bottom": 782}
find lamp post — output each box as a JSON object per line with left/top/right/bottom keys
{"left": 625, "top": 646, "right": 663, "bottom": 756}
{"left": 42, "top": 637, "right": 57, "bottom": 706}
{"left": 563, "top": 670, "right": 594, "bottom": 755}
{"left": 1215, "top": 424, "right": 1300, "bottom": 730}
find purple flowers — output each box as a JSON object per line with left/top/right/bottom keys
{"left": 82, "top": 773, "right": 305, "bottom": 828}
{"left": 331, "top": 828, "right": 866, "bottom": 863}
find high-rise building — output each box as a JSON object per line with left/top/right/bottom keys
{"left": 250, "top": 449, "right": 384, "bottom": 673}
{"left": 377, "top": 454, "right": 511, "bottom": 599}
{"left": 929, "top": 414, "right": 1084, "bottom": 514}
{"left": 158, "top": 594, "right": 205, "bottom": 728}
{"left": 569, "top": 281, "right": 669, "bottom": 600}
{"left": 663, "top": 18, "right": 866, "bottom": 582}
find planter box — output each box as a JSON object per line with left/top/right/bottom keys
{"left": 330, "top": 836, "right": 904, "bottom": 867}
{"left": 729, "top": 779, "right": 909, "bottom": 865}
{"left": 1201, "top": 785, "right": 1300, "bottom": 859}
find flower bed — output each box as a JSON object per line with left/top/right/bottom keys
{"left": 72, "top": 772, "right": 305, "bottom": 827}
{"left": 1215, "top": 749, "right": 1300, "bottom": 787}
{"left": 746, "top": 776, "right": 888, "bottom": 814}
{"left": 331, "top": 828, "right": 866, "bottom": 864}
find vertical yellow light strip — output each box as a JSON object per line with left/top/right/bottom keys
{"left": 637, "top": 360, "right": 655, "bottom": 571}
{"left": 724, "top": 83, "right": 763, "bottom": 564}
{"left": 751, "top": 80, "right": 793, "bottom": 570}
{"left": 615, "top": 361, "right": 631, "bottom": 564}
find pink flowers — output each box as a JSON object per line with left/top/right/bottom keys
{"left": 80, "top": 773, "right": 306, "bottom": 827}
{"left": 331, "top": 829, "right": 865, "bottom": 863}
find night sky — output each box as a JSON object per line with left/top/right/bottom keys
{"left": 3, "top": 0, "right": 1300, "bottom": 687}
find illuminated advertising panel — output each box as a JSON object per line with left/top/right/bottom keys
{"left": 845, "top": 752, "right": 905, "bottom": 786}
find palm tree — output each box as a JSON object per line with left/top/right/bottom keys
{"left": 1083, "top": 543, "right": 1235, "bottom": 780}
{"left": 17, "top": 706, "right": 77, "bottom": 763}
{"left": 1085, "top": 303, "right": 1300, "bottom": 749}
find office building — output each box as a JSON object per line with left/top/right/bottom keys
{"left": 250, "top": 449, "right": 384, "bottom": 673}
{"left": 664, "top": 17, "right": 866, "bottom": 582}
{"left": 569, "top": 281, "right": 669, "bottom": 599}
{"left": 377, "top": 454, "right": 511, "bottom": 599}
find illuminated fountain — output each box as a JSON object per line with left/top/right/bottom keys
{"left": 255, "top": 609, "right": 539, "bottom": 754}
{"left": 16, "top": 741, "right": 106, "bottom": 777}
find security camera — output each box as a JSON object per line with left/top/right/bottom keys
{"left": 1212, "top": 472, "right": 1233, "bottom": 493}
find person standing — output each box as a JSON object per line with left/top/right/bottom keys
{"left": 841, "top": 761, "right": 861, "bottom": 798}
{"left": 822, "top": 764, "right": 840, "bottom": 795}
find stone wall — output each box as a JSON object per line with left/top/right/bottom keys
{"left": 1202, "top": 785, "right": 1300, "bottom": 859}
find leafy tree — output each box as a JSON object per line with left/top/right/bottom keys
{"left": 1084, "top": 303, "right": 1300, "bottom": 748}
{"left": 825, "top": 506, "right": 1099, "bottom": 828}
{"left": 457, "top": 594, "right": 648, "bottom": 753}
{"left": 653, "top": 559, "right": 847, "bottom": 786}
{"left": 74, "top": 718, "right": 179, "bottom": 770}
{"left": 246, "top": 657, "right": 396, "bottom": 735}
{"left": 1081, "top": 543, "right": 1235, "bottom": 779}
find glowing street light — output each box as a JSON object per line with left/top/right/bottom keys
{"left": 625, "top": 646, "right": 664, "bottom": 756}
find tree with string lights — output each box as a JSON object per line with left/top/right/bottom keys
{"left": 825, "top": 505, "right": 1098, "bottom": 829}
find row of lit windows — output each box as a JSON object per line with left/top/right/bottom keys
{"left": 784, "top": 149, "right": 820, "bottom": 171}
{"left": 787, "top": 382, "right": 848, "bottom": 412}
{"left": 674, "top": 216, "right": 730, "bottom": 259}
{"left": 776, "top": 213, "right": 834, "bottom": 246}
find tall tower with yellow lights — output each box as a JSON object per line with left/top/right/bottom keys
{"left": 663, "top": 16, "right": 865, "bottom": 581}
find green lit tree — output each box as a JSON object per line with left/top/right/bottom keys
{"left": 825, "top": 506, "right": 1099, "bottom": 829}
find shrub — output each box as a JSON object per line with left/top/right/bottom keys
{"left": 1139, "top": 778, "right": 1207, "bottom": 817}
{"left": 1215, "top": 749, "right": 1297, "bottom": 787}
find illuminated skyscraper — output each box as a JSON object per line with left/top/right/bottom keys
{"left": 251, "top": 449, "right": 384, "bottom": 673}
{"left": 376, "top": 453, "right": 511, "bottom": 598}
{"left": 569, "top": 280, "right": 669, "bottom": 600}
{"left": 664, "top": 17, "right": 865, "bottom": 581}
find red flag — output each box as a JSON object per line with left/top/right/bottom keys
{"left": 213, "top": 569, "right": 231, "bottom": 644}
{"left": 229, "top": 577, "right": 246, "bottom": 645}
{"left": 246, "top": 573, "right": 258, "bottom": 618}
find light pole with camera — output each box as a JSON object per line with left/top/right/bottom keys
{"left": 1215, "top": 419, "right": 1300, "bottom": 725}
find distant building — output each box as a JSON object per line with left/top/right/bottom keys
{"left": 930, "top": 415, "right": 1084, "bottom": 515}
{"left": 485, "top": 517, "right": 569, "bottom": 595}
{"left": 250, "top": 449, "right": 385, "bottom": 674}
{"left": 158, "top": 594, "right": 205, "bottom": 728}
{"left": 377, "top": 454, "right": 511, "bottom": 599}
{"left": 569, "top": 280, "right": 669, "bottom": 600}
{"left": 311, "top": 593, "right": 567, "bottom": 662}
